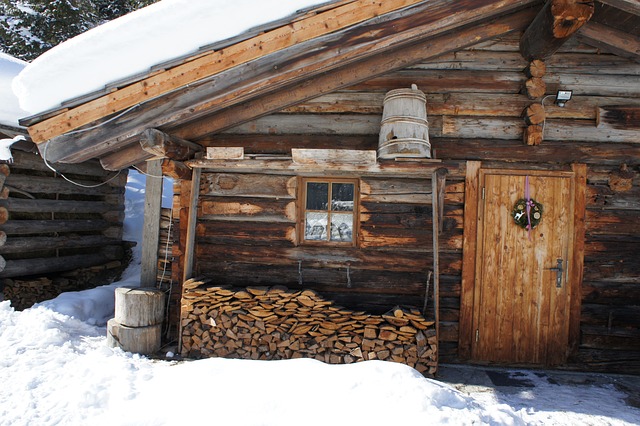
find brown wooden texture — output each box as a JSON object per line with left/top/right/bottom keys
{"left": 520, "top": 0, "right": 595, "bottom": 60}
{"left": 470, "top": 169, "right": 579, "bottom": 366}
{"left": 180, "top": 281, "right": 438, "bottom": 375}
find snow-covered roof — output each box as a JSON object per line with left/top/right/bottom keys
{"left": 13, "top": 0, "right": 328, "bottom": 116}
{"left": 0, "top": 52, "right": 28, "bottom": 128}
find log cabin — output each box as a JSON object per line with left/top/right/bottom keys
{"left": 0, "top": 54, "right": 129, "bottom": 309}
{"left": 18, "top": 0, "right": 640, "bottom": 374}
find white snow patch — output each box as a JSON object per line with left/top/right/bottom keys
{"left": 13, "top": 0, "right": 327, "bottom": 115}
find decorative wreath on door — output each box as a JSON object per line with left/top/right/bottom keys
{"left": 512, "top": 198, "right": 543, "bottom": 229}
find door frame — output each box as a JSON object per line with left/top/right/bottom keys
{"left": 458, "top": 161, "right": 587, "bottom": 364}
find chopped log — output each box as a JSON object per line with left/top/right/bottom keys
{"left": 114, "top": 287, "right": 165, "bottom": 328}
{"left": 524, "top": 59, "right": 546, "bottom": 78}
{"left": 107, "top": 318, "right": 162, "bottom": 355}
{"left": 179, "top": 281, "right": 438, "bottom": 376}
{"left": 523, "top": 103, "right": 546, "bottom": 125}
{"left": 524, "top": 125, "right": 544, "bottom": 146}
{"left": 520, "top": 0, "right": 595, "bottom": 60}
{"left": 524, "top": 77, "right": 546, "bottom": 99}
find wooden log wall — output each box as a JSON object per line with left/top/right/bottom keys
{"left": 0, "top": 147, "right": 128, "bottom": 309}
{"left": 190, "top": 33, "right": 639, "bottom": 373}
{"left": 191, "top": 170, "right": 441, "bottom": 317}
{"left": 180, "top": 279, "right": 438, "bottom": 376}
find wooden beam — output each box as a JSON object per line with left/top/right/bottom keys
{"left": 140, "top": 159, "right": 163, "bottom": 287}
{"left": 182, "top": 168, "right": 202, "bottom": 282}
{"left": 26, "top": 0, "right": 427, "bottom": 143}
{"left": 37, "top": 2, "right": 538, "bottom": 164}
{"left": 100, "top": 141, "right": 154, "bottom": 171}
{"left": 597, "top": 105, "right": 640, "bottom": 130}
{"left": 139, "top": 128, "right": 202, "bottom": 160}
{"left": 520, "top": 0, "right": 595, "bottom": 60}
{"left": 597, "top": 0, "right": 640, "bottom": 15}
{"left": 458, "top": 160, "right": 482, "bottom": 360}
{"left": 162, "top": 158, "right": 192, "bottom": 181}
{"left": 577, "top": 21, "right": 640, "bottom": 62}
{"left": 171, "top": 8, "right": 539, "bottom": 140}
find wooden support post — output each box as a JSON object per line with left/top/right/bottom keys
{"left": 520, "top": 0, "right": 594, "bottom": 60}
{"left": 431, "top": 168, "right": 447, "bottom": 346}
{"left": 182, "top": 167, "right": 201, "bottom": 282}
{"left": 140, "top": 159, "right": 163, "bottom": 287}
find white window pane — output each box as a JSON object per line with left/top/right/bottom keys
{"left": 305, "top": 212, "right": 328, "bottom": 240}
{"left": 330, "top": 213, "right": 353, "bottom": 242}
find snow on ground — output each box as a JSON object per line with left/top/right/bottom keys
{"left": 13, "top": 0, "right": 327, "bottom": 115}
{"left": 0, "top": 171, "right": 639, "bottom": 426}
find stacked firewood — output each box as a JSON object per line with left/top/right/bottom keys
{"left": 181, "top": 279, "right": 437, "bottom": 376}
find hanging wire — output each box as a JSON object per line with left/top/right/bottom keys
{"left": 38, "top": 103, "right": 141, "bottom": 188}
{"left": 539, "top": 94, "right": 555, "bottom": 138}
{"left": 42, "top": 141, "right": 122, "bottom": 188}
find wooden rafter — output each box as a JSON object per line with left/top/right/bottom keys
{"left": 577, "top": 21, "right": 640, "bottom": 62}
{"left": 38, "top": 1, "right": 538, "bottom": 164}
{"left": 597, "top": 0, "right": 640, "bottom": 15}
{"left": 26, "top": 0, "right": 427, "bottom": 143}
{"left": 520, "top": 0, "right": 595, "bottom": 60}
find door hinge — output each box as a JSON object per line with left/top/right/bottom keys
{"left": 481, "top": 187, "right": 485, "bottom": 200}
{"left": 475, "top": 329, "right": 479, "bottom": 342}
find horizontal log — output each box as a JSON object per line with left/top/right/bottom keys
{"left": 572, "top": 348, "right": 640, "bottom": 374}
{"left": 0, "top": 235, "right": 122, "bottom": 255}
{"left": 199, "top": 197, "right": 295, "bottom": 222}
{"left": 360, "top": 177, "right": 432, "bottom": 204}
{"left": 0, "top": 251, "right": 119, "bottom": 278}
{"left": 597, "top": 105, "right": 640, "bottom": 130}
{"left": 196, "top": 221, "right": 296, "bottom": 247}
{"left": 435, "top": 138, "right": 640, "bottom": 166}
{"left": 586, "top": 185, "right": 640, "bottom": 210}
{"left": 5, "top": 174, "right": 121, "bottom": 197}
{"left": 359, "top": 226, "right": 432, "bottom": 250}
{"left": 0, "top": 198, "right": 123, "bottom": 214}
{"left": 9, "top": 150, "right": 112, "bottom": 177}
{"left": 0, "top": 219, "right": 112, "bottom": 235}
{"left": 200, "top": 173, "right": 297, "bottom": 199}
{"left": 586, "top": 209, "right": 640, "bottom": 236}
{"left": 195, "top": 244, "right": 431, "bottom": 272}
{"left": 197, "top": 261, "right": 428, "bottom": 295}
{"left": 580, "top": 303, "right": 640, "bottom": 328}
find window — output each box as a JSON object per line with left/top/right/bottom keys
{"left": 301, "top": 178, "right": 358, "bottom": 245}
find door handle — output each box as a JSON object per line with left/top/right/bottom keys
{"left": 547, "top": 258, "right": 563, "bottom": 288}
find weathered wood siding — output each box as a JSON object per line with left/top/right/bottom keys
{"left": 180, "top": 34, "right": 639, "bottom": 372}
{"left": 192, "top": 171, "right": 439, "bottom": 315}
{"left": 0, "top": 147, "right": 128, "bottom": 308}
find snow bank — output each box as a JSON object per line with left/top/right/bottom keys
{"left": 0, "top": 52, "right": 28, "bottom": 126}
{"left": 13, "top": 0, "right": 326, "bottom": 115}
{"left": 0, "top": 300, "right": 525, "bottom": 426}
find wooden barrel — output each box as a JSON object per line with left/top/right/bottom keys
{"left": 114, "top": 286, "right": 165, "bottom": 328}
{"left": 378, "top": 84, "right": 431, "bottom": 159}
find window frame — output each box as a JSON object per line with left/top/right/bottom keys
{"left": 298, "top": 177, "right": 359, "bottom": 247}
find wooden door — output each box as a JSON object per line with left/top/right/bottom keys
{"left": 471, "top": 169, "right": 576, "bottom": 365}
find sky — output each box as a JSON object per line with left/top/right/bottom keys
{"left": 0, "top": 170, "right": 639, "bottom": 426}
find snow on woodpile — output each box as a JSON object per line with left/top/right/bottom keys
{"left": 13, "top": 0, "right": 327, "bottom": 115}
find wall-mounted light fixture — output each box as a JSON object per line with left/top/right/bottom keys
{"left": 555, "top": 90, "right": 573, "bottom": 107}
